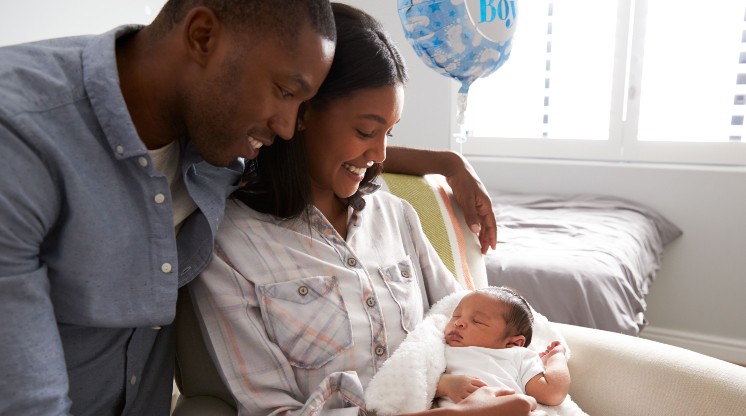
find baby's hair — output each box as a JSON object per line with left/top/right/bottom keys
{"left": 477, "top": 286, "right": 534, "bottom": 346}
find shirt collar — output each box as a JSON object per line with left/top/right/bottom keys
{"left": 82, "top": 25, "right": 147, "bottom": 159}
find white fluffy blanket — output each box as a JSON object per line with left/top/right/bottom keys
{"left": 364, "top": 291, "right": 588, "bottom": 416}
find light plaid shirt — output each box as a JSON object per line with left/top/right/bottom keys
{"left": 190, "top": 191, "right": 461, "bottom": 415}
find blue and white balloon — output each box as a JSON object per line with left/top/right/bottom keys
{"left": 398, "top": 0, "right": 518, "bottom": 129}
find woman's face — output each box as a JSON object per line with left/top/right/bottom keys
{"left": 302, "top": 85, "right": 404, "bottom": 203}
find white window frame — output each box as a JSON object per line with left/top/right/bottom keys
{"left": 458, "top": 0, "right": 746, "bottom": 166}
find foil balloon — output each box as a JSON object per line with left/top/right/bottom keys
{"left": 398, "top": 0, "right": 517, "bottom": 138}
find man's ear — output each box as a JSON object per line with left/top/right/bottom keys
{"left": 505, "top": 335, "right": 526, "bottom": 348}
{"left": 183, "top": 7, "right": 221, "bottom": 66}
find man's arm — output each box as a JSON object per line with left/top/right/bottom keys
{"left": 0, "top": 123, "right": 71, "bottom": 414}
{"left": 384, "top": 146, "right": 497, "bottom": 253}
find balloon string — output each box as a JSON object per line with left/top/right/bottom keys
{"left": 453, "top": 92, "right": 469, "bottom": 153}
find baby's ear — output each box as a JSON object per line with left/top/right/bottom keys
{"left": 505, "top": 335, "right": 526, "bottom": 348}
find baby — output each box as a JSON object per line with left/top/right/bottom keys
{"left": 437, "top": 287, "right": 571, "bottom": 407}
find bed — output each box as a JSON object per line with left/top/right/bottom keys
{"left": 484, "top": 191, "right": 682, "bottom": 336}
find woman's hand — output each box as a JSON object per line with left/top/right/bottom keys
{"left": 443, "top": 156, "right": 497, "bottom": 254}
{"left": 453, "top": 387, "right": 546, "bottom": 416}
{"left": 383, "top": 147, "right": 497, "bottom": 254}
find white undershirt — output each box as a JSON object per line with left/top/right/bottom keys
{"left": 148, "top": 141, "right": 198, "bottom": 232}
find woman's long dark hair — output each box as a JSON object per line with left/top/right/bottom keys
{"left": 232, "top": 2, "right": 408, "bottom": 218}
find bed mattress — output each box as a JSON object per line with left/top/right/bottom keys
{"left": 484, "top": 192, "right": 682, "bottom": 335}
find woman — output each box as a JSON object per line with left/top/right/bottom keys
{"left": 190, "top": 3, "right": 540, "bottom": 415}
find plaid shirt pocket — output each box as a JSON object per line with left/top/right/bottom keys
{"left": 257, "top": 275, "right": 353, "bottom": 369}
{"left": 379, "top": 256, "right": 423, "bottom": 333}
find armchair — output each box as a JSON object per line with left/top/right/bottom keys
{"left": 172, "top": 173, "right": 746, "bottom": 415}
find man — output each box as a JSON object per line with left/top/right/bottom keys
{"left": 0, "top": 1, "right": 501, "bottom": 415}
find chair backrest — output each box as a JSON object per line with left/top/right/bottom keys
{"left": 379, "top": 173, "right": 487, "bottom": 289}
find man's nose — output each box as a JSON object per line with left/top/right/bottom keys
{"left": 269, "top": 111, "right": 296, "bottom": 141}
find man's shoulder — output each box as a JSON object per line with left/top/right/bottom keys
{"left": 0, "top": 36, "right": 92, "bottom": 116}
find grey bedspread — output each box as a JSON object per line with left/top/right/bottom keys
{"left": 485, "top": 192, "right": 682, "bottom": 336}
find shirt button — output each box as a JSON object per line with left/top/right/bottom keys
{"left": 346, "top": 257, "right": 357, "bottom": 267}
{"left": 161, "top": 263, "right": 172, "bottom": 273}
{"left": 401, "top": 270, "right": 410, "bottom": 278}
{"left": 130, "top": 375, "right": 137, "bottom": 385}
{"left": 298, "top": 286, "right": 309, "bottom": 296}
{"left": 116, "top": 145, "right": 124, "bottom": 155}
{"left": 375, "top": 346, "right": 385, "bottom": 356}
{"left": 154, "top": 193, "right": 166, "bottom": 204}
{"left": 366, "top": 297, "right": 376, "bottom": 308}
{"left": 138, "top": 157, "right": 149, "bottom": 167}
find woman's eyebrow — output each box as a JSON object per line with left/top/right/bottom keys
{"left": 358, "top": 114, "right": 387, "bottom": 124}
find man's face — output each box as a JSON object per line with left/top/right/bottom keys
{"left": 184, "top": 23, "right": 334, "bottom": 167}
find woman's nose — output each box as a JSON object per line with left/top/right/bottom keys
{"left": 367, "top": 135, "right": 387, "bottom": 163}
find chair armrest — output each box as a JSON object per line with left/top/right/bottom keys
{"left": 556, "top": 323, "right": 746, "bottom": 416}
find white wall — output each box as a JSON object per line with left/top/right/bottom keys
{"left": 344, "top": 1, "right": 454, "bottom": 151}
{"left": 350, "top": 2, "right": 746, "bottom": 363}
{"left": 4, "top": 1, "right": 744, "bottom": 363}
{"left": 0, "top": 1, "right": 166, "bottom": 46}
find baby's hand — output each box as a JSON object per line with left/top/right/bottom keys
{"left": 437, "top": 373, "right": 488, "bottom": 403}
{"left": 538, "top": 341, "right": 567, "bottom": 365}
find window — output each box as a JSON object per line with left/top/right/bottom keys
{"left": 462, "top": 0, "right": 746, "bottom": 165}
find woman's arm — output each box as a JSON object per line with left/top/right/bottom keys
{"left": 402, "top": 387, "right": 545, "bottom": 416}
{"left": 384, "top": 146, "right": 496, "bottom": 254}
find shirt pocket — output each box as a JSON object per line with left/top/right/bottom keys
{"left": 257, "top": 275, "right": 353, "bottom": 369}
{"left": 379, "top": 256, "right": 424, "bottom": 333}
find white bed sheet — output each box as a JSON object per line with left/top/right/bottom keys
{"left": 485, "top": 191, "right": 682, "bottom": 335}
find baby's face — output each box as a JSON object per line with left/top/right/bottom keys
{"left": 444, "top": 292, "right": 511, "bottom": 349}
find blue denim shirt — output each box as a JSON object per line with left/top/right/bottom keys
{"left": 0, "top": 26, "right": 241, "bottom": 415}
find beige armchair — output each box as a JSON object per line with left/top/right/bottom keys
{"left": 172, "top": 174, "right": 746, "bottom": 415}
